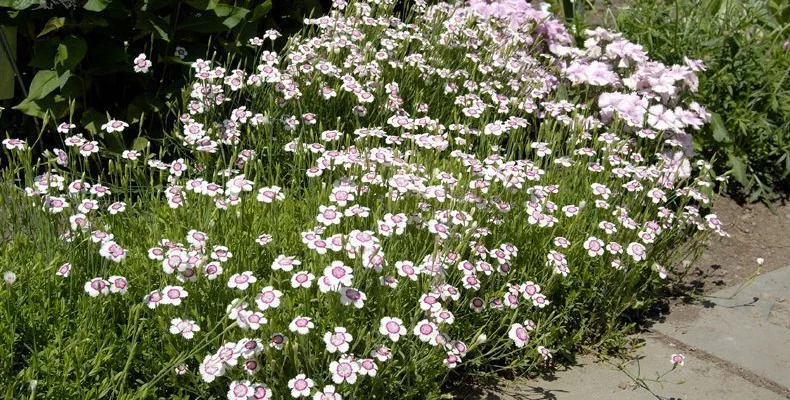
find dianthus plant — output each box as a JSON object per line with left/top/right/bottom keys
{"left": 0, "top": 0, "right": 726, "bottom": 398}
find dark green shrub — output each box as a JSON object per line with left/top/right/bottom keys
{"left": 0, "top": 0, "right": 329, "bottom": 151}
{"left": 614, "top": 0, "right": 790, "bottom": 201}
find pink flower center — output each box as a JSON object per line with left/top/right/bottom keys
{"left": 330, "top": 333, "right": 345, "bottom": 345}
{"left": 386, "top": 322, "right": 400, "bottom": 333}
{"left": 337, "top": 363, "right": 352, "bottom": 377}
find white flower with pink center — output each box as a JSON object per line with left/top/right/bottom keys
{"left": 227, "top": 271, "right": 257, "bottom": 290}
{"left": 538, "top": 346, "right": 553, "bottom": 360}
{"left": 169, "top": 318, "right": 200, "bottom": 339}
{"left": 250, "top": 383, "right": 272, "bottom": 399}
{"left": 626, "top": 242, "right": 647, "bottom": 262}
{"left": 323, "top": 261, "right": 353, "bottom": 287}
{"left": 508, "top": 323, "right": 530, "bottom": 348}
{"left": 161, "top": 285, "right": 188, "bottom": 306}
{"left": 671, "top": 353, "right": 685, "bottom": 366}
{"left": 256, "top": 186, "right": 285, "bottom": 203}
{"left": 56, "top": 263, "right": 72, "bottom": 277}
{"left": 255, "top": 286, "right": 282, "bottom": 311}
{"left": 413, "top": 319, "right": 439, "bottom": 343}
{"left": 316, "top": 205, "right": 342, "bottom": 226}
{"left": 583, "top": 236, "right": 605, "bottom": 257}
{"left": 323, "top": 327, "right": 353, "bottom": 353}
{"left": 290, "top": 270, "right": 315, "bottom": 288}
{"left": 339, "top": 287, "right": 366, "bottom": 308}
{"left": 379, "top": 317, "right": 406, "bottom": 342}
{"left": 289, "top": 316, "right": 314, "bottom": 335}
{"left": 287, "top": 374, "right": 314, "bottom": 398}
{"left": 272, "top": 255, "right": 301, "bottom": 272}
{"left": 84, "top": 277, "right": 109, "bottom": 297}
{"left": 227, "top": 380, "right": 253, "bottom": 400}
{"left": 107, "top": 275, "right": 128, "bottom": 295}
{"left": 132, "top": 53, "right": 152, "bottom": 73}
{"left": 329, "top": 356, "right": 359, "bottom": 384}
{"left": 313, "top": 385, "right": 341, "bottom": 400}
{"left": 101, "top": 119, "right": 129, "bottom": 133}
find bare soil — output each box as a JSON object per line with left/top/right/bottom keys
{"left": 680, "top": 197, "right": 790, "bottom": 291}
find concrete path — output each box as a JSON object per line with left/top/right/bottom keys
{"left": 471, "top": 266, "right": 790, "bottom": 400}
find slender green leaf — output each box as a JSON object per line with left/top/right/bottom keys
{"left": 37, "top": 17, "right": 65, "bottom": 38}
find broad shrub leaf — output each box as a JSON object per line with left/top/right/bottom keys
{"left": 710, "top": 112, "right": 730, "bottom": 142}
{"left": 185, "top": 0, "right": 220, "bottom": 10}
{"left": 83, "top": 0, "right": 111, "bottom": 12}
{"left": 136, "top": 12, "right": 170, "bottom": 42}
{"left": 22, "top": 70, "right": 60, "bottom": 100}
{"left": 728, "top": 153, "right": 749, "bottom": 186}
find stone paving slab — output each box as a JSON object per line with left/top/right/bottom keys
{"left": 465, "top": 266, "right": 790, "bottom": 400}
{"left": 473, "top": 336, "right": 786, "bottom": 400}
{"left": 653, "top": 266, "right": 790, "bottom": 389}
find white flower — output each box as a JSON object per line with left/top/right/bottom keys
{"left": 107, "top": 275, "right": 128, "bottom": 294}
{"left": 199, "top": 355, "right": 225, "bottom": 383}
{"left": 379, "top": 317, "right": 406, "bottom": 342}
{"left": 56, "top": 263, "right": 72, "bottom": 277}
{"left": 255, "top": 286, "right": 282, "bottom": 310}
{"left": 169, "top": 318, "right": 200, "bottom": 339}
{"left": 133, "top": 53, "right": 152, "bottom": 73}
{"left": 84, "top": 277, "right": 109, "bottom": 297}
{"left": 250, "top": 383, "right": 273, "bottom": 399}
{"left": 174, "top": 46, "right": 188, "bottom": 60}
{"left": 339, "top": 286, "right": 366, "bottom": 308}
{"left": 413, "top": 319, "right": 438, "bottom": 343}
{"left": 313, "top": 385, "right": 341, "bottom": 400}
{"left": 289, "top": 316, "right": 314, "bottom": 335}
{"left": 626, "top": 242, "right": 647, "bottom": 262}
{"left": 272, "top": 255, "right": 301, "bottom": 272}
{"left": 583, "top": 236, "right": 605, "bottom": 257}
{"left": 287, "top": 374, "right": 314, "bottom": 398}
{"left": 4, "top": 271, "right": 17, "bottom": 285}
{"left": 101, "top": 119, "right": 129, "bottom": 133}
{"left": 537, "top": 345, "right": 552, "bottom": 360}
{"left": 323, "top": 327, "right": 353, "bottom": 353}
{"left": 227, "top": 271, "right": 257, "bottom": 290}
{"left": 508, "top": 323, "right": 530, "bottom": 348}
{"left": 329, "top": 356, "right": 359, "bottom": 384}
{"left": 290, "top": 270, "right": 315, "bottom": 288}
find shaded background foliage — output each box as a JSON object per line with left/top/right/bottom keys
{"left": 0, "top": 0, "right": 332, "bottom": 153}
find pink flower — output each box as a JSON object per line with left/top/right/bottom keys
{"left": 671, "top": 353, "right": 685, "bottom": 366}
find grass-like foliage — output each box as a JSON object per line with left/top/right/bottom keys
{"left": 615, "top": 0, "right": 790, "bottom": 201}
{"left": 1, "top": 0, "right": 725, "bottom": 398}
